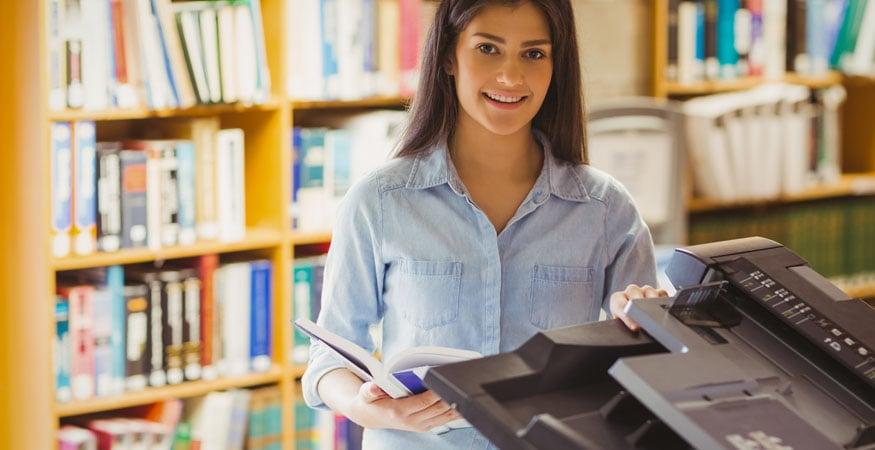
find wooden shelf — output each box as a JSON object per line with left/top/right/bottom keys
{"left": 53, "top": 228, "right": 284, "bottom": 271}
{"left": 290, "top": 231, "right": 332, "bottom": 246}
{"left": 289, "top": 365, "right": 307, "bottom": 379}
{"left": 48, "top": 100, "right": 283, "bottom": 122}
{"left": 292, "top": 96, "right": 409, "bottom": 111}
{"left": 688, "top": 174, "right": 875, "bottom": 213}
{"left": 55, "top": 367, "right": 283, "bottom": 418}
{"left": 664, "top": 71, "right": 843, "bottom": 96}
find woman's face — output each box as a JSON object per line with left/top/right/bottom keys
{"left": 450, "top": 2, "right": 553, "bottom": 137}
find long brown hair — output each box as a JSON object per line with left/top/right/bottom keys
{"left": 396, "top": 0, "right": 588, "bottom": 164}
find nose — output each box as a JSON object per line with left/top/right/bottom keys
{"left": 496, "top": 58, "right": 524, "bottom": 87}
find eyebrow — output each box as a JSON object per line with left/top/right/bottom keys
{"left": 472, "top": 32, "right": 551, "bottom": 47}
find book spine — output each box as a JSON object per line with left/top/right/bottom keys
{"left": 292, "top": 263, "right": 312, "bottom": 363}
{"left": 248, "top": 0, "right": 271, "bottom": 101}
{"left": 147, "top": 275, "right": 166, "bottom": 387}
{"left": 120, "top": 150, "right": 148, "bottom": 248}
{"left": 163, "top": 274, "right": 185, "bottom": 384}
{"left": 321, "top": 0, "right": 340, "bottom": 98}
{"left": 199, "top": 254, "right": 219, "bottom": 379}
{"left": 398, "top": 0, "right": 421, "bottom": 96}
{"left": 55, "top": 296, "right": 72, "bottom": 403}
{"left": 69, "top": 286, "right": 95, "bottom": 401}
{"left": 218, "top": 5, "right": 237, "bottom": 103}
{"left": 716, "top": 0, "right": 739, "bottom": 78}
{"left": 65, "top": 6, "right": 85, "bottom": 109}
{"left": 183, "top": 275, "right": 202, "bottom": 380}
{"left": 107, "top": 265, "right": 126, "bottom": 395}
{"left": 704, "top": 0, "right": 719, "bottom": 79}
{"left": 177, "top": 9, "right": 210, "bottom": 104}
{"left": 92, "top": 288, "right": 114, "bottom": 397}
{"left": 224, "top": 263, "right": 251, "bottom": 377}
{"left": 146, "top": 145, "right": 163, "bottom": 250}
{"left": 216, "top": 128, "right": 246, "bottom": 242}
{"left": 73, "top": 121, "right": 97, "bottom": 255}
{"left": 51, "top": 122, "right": 73, "bottom": 258}
{"left": 97, "top": 143, "right": 122, "bottom": 252}
{"left": 160, "top": 143, "right": 180, "bottom": 247}
{"left": 124, "top": 284, "right": 149, "bottom": 391}
{"left": 81, "top": 0, "right": 110, "bottom": 110}
{"left": 150, "top": 0, "right": 181, "bottom": 107}
{"left": 212, "top": 265, "right": 226, "bottom": 377}
{"left": 48, "top": 0, "right": 67, "bottom": 111}
{"left": 747, "top": 0, "right": 764, "bottom": 76}
{"left": 200, "top": 7, "right": 222, "bottom": 103}
{"left": 250, "top": 260, "right": 272, "bottom": 373}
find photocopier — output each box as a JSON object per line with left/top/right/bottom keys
{"left": 425, "top": 237, "right": 875, "bottom": 450}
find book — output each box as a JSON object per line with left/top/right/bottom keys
{"left": 294, "top": 318, "right": 481, "bottom": 399}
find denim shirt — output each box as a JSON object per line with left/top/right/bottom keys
{"left": 301, "top": 132, "right": 657, "bottom": 450}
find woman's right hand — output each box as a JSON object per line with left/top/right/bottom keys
{"left": 349, "top": 381, "right": 462, "bottom": 432}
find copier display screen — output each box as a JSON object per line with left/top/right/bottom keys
{"left": 723, "top": 258, "right": 875, "bottom": 388}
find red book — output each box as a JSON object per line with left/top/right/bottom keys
{"left": 59, "top": 285, "right": 95, "bottom": 401}
{"left": 198, "top": 254, "right": 219, "bottom": 378}
{"left": 399, "top": 0, "right": 422, "bottom": 96}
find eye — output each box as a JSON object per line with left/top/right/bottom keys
{"left": 477, "top": 43, "right": 498, "bottom": 55}
{"left": 524, "top": 49, "right": 547, "bottom": 60}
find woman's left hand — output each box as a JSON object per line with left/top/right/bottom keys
{"left": 610, "top": 284, "right": 669, "bottom": 332}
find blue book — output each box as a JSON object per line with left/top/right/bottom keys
{"left": 150, "top": 0, "right": 180, "bottom": 107}
{"left": 716, "top": 0, "right": 739, "bottom": 78}
{"left": 695, "top": 2, "right": 706, "bottom": 67}
{"left": 175, "top": 141, "right": 197, "bottom": 245}
{"left": 250, "top": 260, "right": 273, "bottom": 372}
{"left": 327, "top": 129, "right": 352, "bottom": 198}
{"left": 55, "top": 296, "right": 72, "bottom": 403}
{"left": 107, "top": 265, "right": 126, "bottom": 395}
{"left": 291, "top": 128, "right": 303, "bottom": 229}
{"left": 74, "top": 121, "right": 97, "bottom": 255}
{"left": 808, "top": 0, "right": 829, "bottom": 73}
{"left": 51, "top": 122, "right": 73, "bottom": 258}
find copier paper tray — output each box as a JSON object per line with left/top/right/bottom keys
{"left": 424, "top": 237, "right": 875, "bottom": 450}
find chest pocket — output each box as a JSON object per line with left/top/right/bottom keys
{"left": 530, "top": 264, "right": 595, "bottom": 329}
{"left": 397, "top": 259, "right": 462, "bottom": 330}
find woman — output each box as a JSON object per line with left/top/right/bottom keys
{"left": 301, "top": 1, "right": 667, "bottom": 448}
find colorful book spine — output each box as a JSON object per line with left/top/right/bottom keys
{"left": 107, "top": 265, "right": 126, "bottom": 395}
{"left": 68, "top": 286, "right": 95, "bottom": 401}
{"left": 145, "top": 273, "right": 167, "bottom": 387}
{"left": 199, "top": 254, "right": 219, "bottom": 380}
{"left": 176, "top": 141, "right": 197, "bottom": 245}
{"left": 716, "top": 0, "right": 739, "bottom": 78}
{"left": 96, "top": 142, "right": 122, "bottom": 252}
{"left": 250, "top": 260, "right": 273, "bottom": 373}
{"left": 399, "top": 0, "right": 421, "bottom": 96}
{"left": 292, "top": 262, "right": 313, "bottom": 363}
{"left": 182, "top": 271, "right": 202, "bottom": 381}
{"left": 92, "top": 288, "right": 114, "bottom": 397}
{"left": 124, "top": 284, "right": 149, "bottom": 391}
{"left": 52, "top": 122, "right": 73, "bottom": 258}
{"left": 73, "top": 121, "right": 97, "bottom": 255}
{"left": 161, "top": 271, "right": 185, "bottom": 385}
{"left": 119, "top": 150, "right": 148, "bottom": 248}
{"left": 55, "top": 296, "right": 72, "bottom": 403}
{"left": 160, "top": 143, "right": 180, "bottom": 248}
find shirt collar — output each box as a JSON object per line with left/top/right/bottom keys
{"left": 404, "top": 130, "right": 590, "bottom": 203}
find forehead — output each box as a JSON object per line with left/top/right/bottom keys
{"left": 462, "top": 2, "right": 551, "bottom": 42}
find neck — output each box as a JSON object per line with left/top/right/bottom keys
{"left": 449, "top": 110, "right": 543, "bottom": 185}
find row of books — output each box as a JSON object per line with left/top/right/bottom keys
{"left": 689, "top": 196, "right": 875, "bottom": 277}
{"left": 291, "top": 256, "right": 327, "bottom": 364}
{"left": 287, "top": 0, "right": 438, "bottom": 100}
{"left": 55, "top": 257, "right": 273, "bottom": 403}
{"left": 683, "top": 83, "right": 844, "bottom": 201}
{"left": 295, "top": 399, "right": 363, "bottom": 450}
{"left": 291, "top": 110, "right": 406, "bottom": 232}
{"left": 47, "top": 0, "right": 270, "bottom": 111}
{"left": 51, "top": 119, "right": 246, "bottom": 258}
{"left": 666, "top": 0, "right": 875, "bottom": 83}
{"left": 58, "top": 387, "right": 282, "bottom": 450}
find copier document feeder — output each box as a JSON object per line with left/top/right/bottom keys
{"left": 424, "top": 237, "right": 875, "bottom": 450}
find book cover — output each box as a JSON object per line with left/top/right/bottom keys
{"left": 52, "top": 122, "right": 74, "bottom": 258}
{"left": 250, "top": 260, "right": 273, "bottom": 373}
{"left": 55, "top": 296, "right": 72, "bottom": 403}
{"left": 96, "top": 142, "right": 122, "bottom": 252}
{"left": 198, "top": 254, "right": 219, "bottom": 379}
{"left": 161, "top": 271, "right": 185, "bottom": 385}
{"left": 182, "top": 270, "right": 202, "bottom": 381}
{"left": 119, "top": 149, "right": 148, "bottom": 248}
{"left": 73, "top": 121, "right": 97, "bottom": 255}
{"left": 124, "top": 284, "right": 149, "bottom": 391}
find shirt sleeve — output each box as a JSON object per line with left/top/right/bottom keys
{"left": 601, "top": 179, "right": 658, "bottom": 316}
{"left": 300, "top": 174, "right": 385, "bottom": 410}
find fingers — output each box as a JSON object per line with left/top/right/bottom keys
{"left": 420, "top": 405, "right": 463, "bottom": 431}
{"left": 393, "top": 389, "right": 442, "bottom": 414}
{"left": 359, "top": 382, "right": 389, "bottom": 403}
{"left": 611, "top": 284, "right": 668, "bottom": 332}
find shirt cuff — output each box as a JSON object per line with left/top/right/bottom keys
{"left": 301, "top": 341, "right": 348, "bottom": 411}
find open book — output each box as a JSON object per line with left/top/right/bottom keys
{"left": 294, "top": 318, "right": 482, "bottom": 433}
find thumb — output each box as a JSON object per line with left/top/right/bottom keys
{"left": 360, "top": 382, "right": 388, "bottom": 403}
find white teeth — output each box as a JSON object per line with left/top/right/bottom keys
{"left": 485, "top": 92, "right": 523, "bottom": 103}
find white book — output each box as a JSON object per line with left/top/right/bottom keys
{"left": 677, "top": 2, "right": 699, "bottom": 85}
{"left": 288, "top": 0, "right": 324, "bottom": 99}
{"left": 178, "top": 10, "right": 210, "bottom": 104}
{"left": 200, "top": 7, "right": 222, "bottom": 103}
{"left": 763, "top": 0, "right": 786, "bottom": 79}
{"left": 145, "top": 147, "right": 163, "bottom": 250}
{"left": 234, "top": 5, "right": 258, "bottom": 103}
{"left": 216, "top": 128, "right": 245, "bottom": 242}
{"left": 337, "top": 0, "right": 365, "bottom": 99}
{"left": 81, "top": 0, "right": 110, "bottom": 110}
{"left": 222, "top": 263, "right": 250, "bottom": 377}
{"left": 295, "top": 318, "right": 481, "bottom": 400}
{"left": 849, "top": 0, "right": 875, "bottom": 74}
{"left": 217, "top": 5, "right": 237, "bottom": 103}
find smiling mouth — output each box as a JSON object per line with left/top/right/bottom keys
{"left": 482, "top": 92, "right": 528, "bottom": 104}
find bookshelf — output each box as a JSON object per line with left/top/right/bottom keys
{"left": 651, "top": 1, "right": 875, "bottom": 300}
